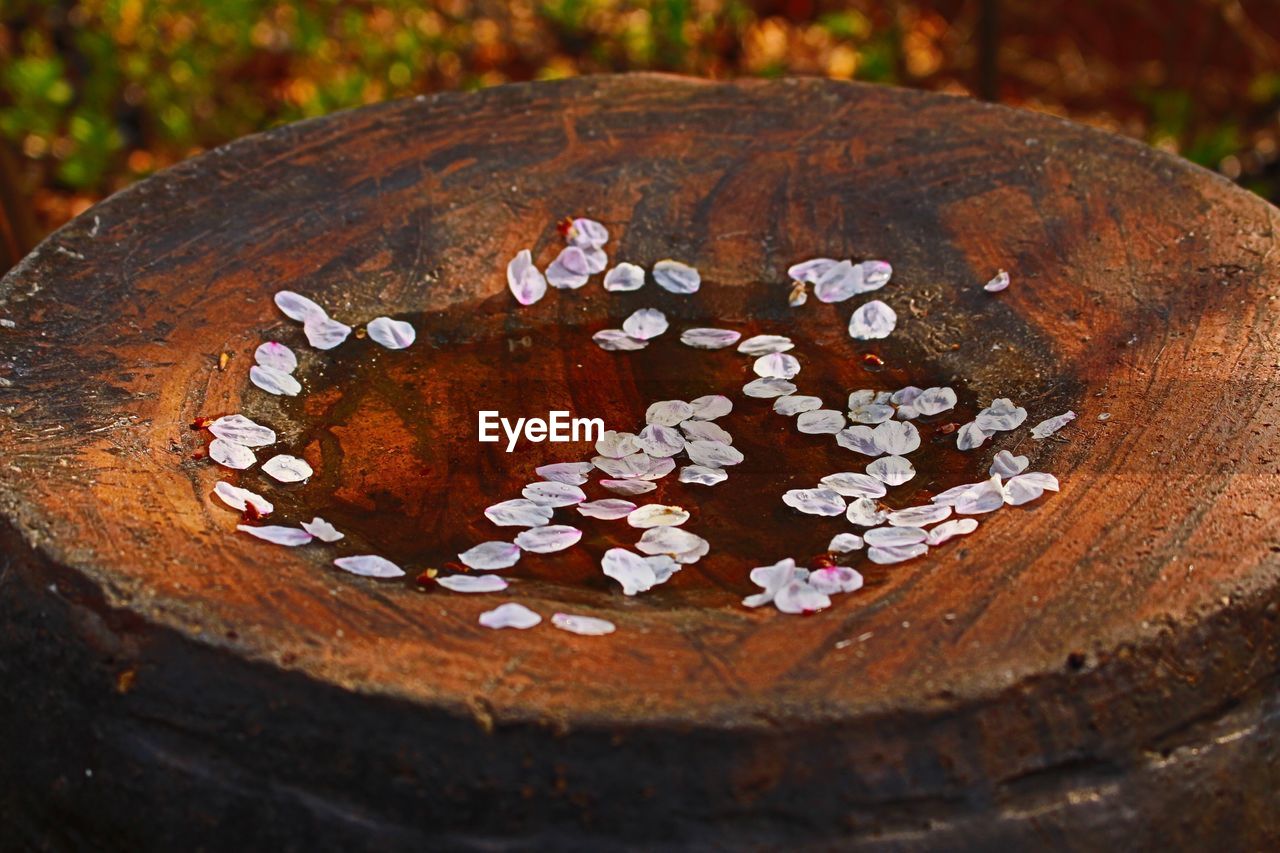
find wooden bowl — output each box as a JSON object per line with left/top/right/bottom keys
{"left": 3, "top": 75, "right": 1279, "bottom": 848}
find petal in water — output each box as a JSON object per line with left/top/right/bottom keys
{"left": 577, "top": 498, "right": 637, "bottom": 519}
{"left": 954, "top": 476, "right": 1006, "bottom": 514}
{"left": 551, "top": 613, "right": 616, "bottom": 636}
{"left": 596, "top": 430, "right": 641, "bottom": 458}
{"left": 254, "top": 341, "right": 297, "bottom": 373}
{"left": 797, "top": 409, "right": 846, "bottom": 435}
{"left": 782, "top": 488, "right": 846, "bottom": 517}
{"left": 274, "top": 290, "right": 326, "bottom": 322}
{"left": 646, "top": 400, "right": 694, "bottom": 426}
{"left": 637, "top": 423, "right": 685, "bottom": 457}
{"left": 680, "top": 328, "right": 741, "bottom": 350}
{"left": 887, "top": 504, "right": 952, "bottom": 527}
{"left": 867, "top": 455, "right": 915, "bottom": 486}
{"left": 753, "top": 352, "right": 801, "bottom": 379}
{"left": 684, "top": 440, "right": 744, "bottom": 468}
{"left": 600, "top": 478, "right": 657, "bottom": 496}
{"left": 926, "top": 518, "right": 979, "bottom": 546}
{"left": 653, "top": 259, "right": 700, "bottom": 294}
{"left": 737, "top": 334, "right": 794, "bottom": 356}
{"left": 679, "top": 465, "right": 728, "bottom": 486}
{"left": 848, "top": 299, "right": 897, "bottom": 340}
{"left": 209, "top": 438, "right": 255, "bottom": 470}
{"left": 976, "top": 398, "right": 1027, "bottom": 432}
{"left": 742, "top": 558, "right": 803, "bottom": 608}
{"left": 813, "top": 260, "right": 861, "bottom": 303}
{"left": 593, "top": 329, "right": 647, "bottom": 351}
{"left": 603, "top": 262, "right": 645, "bottom": 292}
{"left": 366, "top": 316, "right": 416, "bottom": 349}
{"left": 956, "top": 421, "right": 992, "bottom": 451}
{"left": 1003, "top": 471, "right": 1060, "bottom": 505}
{"left": 867, "top": 543, "right": 929, "bottom": 565}
{"left": 301, "top": 516, "right": 344, "bottom": 542}
{"left": 915, "top": 387, "right": 957, "bottom": 416}
{"left": 836, "top": 425, "right": 882, "bottom": 456}
{"left": 522, "top": 481, "right": 587, "bottom": 507}
{"left": 535, "top": 461, "right": 595, "bottom": 485}
{"left": 437, "top": 574, "right": 509, "bottom": 593}
{"left": 208, "top": 414, "right": 276, "bottom": 447}
{"left": 303, "top": 315, "right": 352, "bottom": 350}
{"left": 828, "top": 532, "right": 864, "bottom": 553}
{"left": 567, "top": 217, "right": 609, "bottom": 249}
{"left": 622, "top": 308, "right": 668, "bottom": 341}
{"left": 507, "top": 249, "right": 548, "bottom": 306}
{"left": 687, "top": 394, "right": 733, "bottom": 420}
{"left": 809, "top": 566, "right": 864, "bottom": 595}
{"left": 989, "top": 450, "right": 1029, "bottom": 478}
{"left": 459, "top": 541, "right": 522, "bottom": 570}
{"left": 546, "top": 246, "right": 591, "bottom": 289}
{"left": 873, "top": 420, "right": 920, "bottom": 455}
{"left": 250, "top": 365, "right": 302, "bottom": 397}
{"left": 774, "top": 395, "right": 823, "bottom": 416}
{"left": 262, "top": 454, "right": 313, "bottom": 483}
{"left": 479, "top": 602, "right": 542, "bottom": 629}
{"left": 334, "top": 554, "right": 405, "bottom": 577}
{"left": 680, "top": 420, "right": 732, "bottom": 444}
{"left": 846, "top": 497, "right": 888, "bottom": 527}
{"left": 602, "top": 548, "right": 657, "bottom": 595}
{"left": 774, "top": 579, "right": 831, "bottom": 614}
{"left": 984, "top": 270, "right": 1010, "bottom": 292}
{"left": 637, "top": 527, "right": 709, "bottom": 564}
{"left": 214, "top": 481, "right": 274, "bottom": 515}
{"left": 820, "top": 472, "right": 887, "bottom": 498}
{"left": 743, "top": 378, "right": 796, "bottom": 398}
{"left": 485, "top": 498, "right": 554, "bottom": 527}
{"left": 864, "top": 526, "right": 927, "bottom": 547}
{"left": 788, "top": 258, "right": 837, "bottom": 284}
{"left": 627, "top": 504, "right": 690, "bottom": 528}
{"left": 237, "top": 524, "right": 312, "bottom": 546}
{"left": 514, "top": 524, "right": 583, "bottom": 553}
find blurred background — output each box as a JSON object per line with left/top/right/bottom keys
{"left": 2, "top": 0, "right": 1279, "bottom": 271}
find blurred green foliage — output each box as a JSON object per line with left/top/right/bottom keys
{"left": 1, "top": 0, "right": 1278, "bottom": 231}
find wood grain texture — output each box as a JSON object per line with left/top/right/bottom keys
{"left": 2, "top": 74, "right": 1280, "bottom": 849}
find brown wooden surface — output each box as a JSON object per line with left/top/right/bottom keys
{"left": 2, "top": 74, "right": 1280, "bottom": 849}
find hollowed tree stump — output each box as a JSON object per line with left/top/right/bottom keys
{"left": 2, "top": 75, "right": 1279, "bottom": 850}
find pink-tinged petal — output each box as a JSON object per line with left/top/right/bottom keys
{"left": 334, "top": 554, "right": 404, "bottom": 578}
{"left": 858, "top": 260, "right": 893, "bottom": 290}
{"left": 273, "top": 290, "right": 326, "bottom": 322}
{"left": 926, "top": 518, "right": 979, "bottom": 546}
{"left": 254, "top": 341, "right": 297, "bottom": 373}
{"left": 622, "top": 308, "right": 668, "bottom": 341}
{"left": 809, "top": 566, "right": 864, "bottom": 595}
{"left": 514, "top": 524, "right": 583, "bottom": 553}
{"left": 208, "top": 414, "right": 276, "bottom": 447}
{"left": 835, "top": 425, "right": 882, "bottom": 456}
{"left": 522, "top": 481, "right": 586, "bottom": 507}
{"left": 753, "top": 352, "right": 801, "bottom": 379}
{"left": 603, "top": 263, "right": 645, "bottom": 292}
{"left": 534, "top": 462, "right": 594, "bottom": 486}
{"left": 828, "top": 533, "right": 863, "bottom": 553}
{"left": 645, "top": 400, "right": 694, "bottom": 426}
{"left": 867, "top": 455, "right": 915, "bottom": 486}
{"left": 774, "top": 395, "right": 823, "bottom": 416}
{"left": 437, "top": 574, "right": 508, "bottom": 593}
{"left": 873, "top": 420, "right": 921, "bottom": 455}
{"left": 568, "top": 217, "right": 609, "bottom": 248}
{"left": 787, "top": 258, "right": 838, "bottom": 284}
{"left": 262, "top": 454, "right": 312, "bottom": 483}
{"left": 797, "top": 409, "right": 845, "bottom": 435}
{"left": 846, "top": 497, "right": 887, "bottom": 527}
{"left": 743, "top": 378, "right": 796, "bottom": 398}
{"left": 774, "top": 580, "right": 831, "bottom": 614}
{"left": 599, "top": 478, "right": 657, "bottom": 496}
{"left": 366, "top": 316, "right": 415, "bottom": 349}
{"left": 485, "top": 498, "right": 553, "bottom": 527}
{"left": 984, "top": 270, "right": 1010, "bottom": 292}
{"left": 601, "top": 547, "right": 657, "bottom": 595}
{"left": 551, "top": 613, "right": 616, "bottom": 636}
{"left": 737, "top": 334, "right": 794, "bottom": 355}
{"left": 637, "top": 424, "right": 685, "bottom": 457}
{"left": 479, "top": 602, "right": 541, "bottom": 629}
{"left": 626, "top": 505, "right": 689, "bottom": 528}
{"left": 684, "top": 440, "right": 743, "bottom": 468}
{"left": 458, "top": 541, "right": 522, "bottom": 570}
{"left": 250, "top": 365, "right": 301, "bottom": 397}
{"left": 820, "top": 472, "right": 886, "bottom": 498}
{"left": 301, "top": 516, "right": 344, "bottom": 542}
{"left": 236, "top": 524, "right": 312, "bottom": 546}
{"left": 680, "top": 328, "right": 741, "bottom": 349}
{"left": 652, "top": 259, "right": 700, "bottom": 294}
{"left": 596, "top": 430, "right": 641, "bottom": 458}
{"left": 303, "top": 315, "right": 352, "bottom": 350}
{"left": 576, "top": 499, "right": 637, "bottom": 520}
{"left": 687, "top": 394, "right": 732, "bottom": 420}
{"left": 507, "top": 249, "right": 548, "bottom": 306}
{"left": 782, "top": 488, "right": 846, "bottom": 517}
{"left": 848, "top": 299, "right": 897, "bottom": 340}
{"left": 213, "top": 481, "right": 273, "bottom": 515}
{"left": 680, "top": 420, "right": 732, "bottom": 444}
{"left": 209, "top": 438, "right": 255, "bottom": 470}
{"left": 867, "top": 543, "right": 929, "bottom": 564}
{"left": 813, "top": 259, "right": 860, "bottom": 303}
{"left": 546, "top": 246, "right": 591, "bottom": 289}
{"left": 678, "top": 465, "right": 727, "bottom": 486}
{"left": 1031, "top": 411, "right": 1077, "bottom": 439}
{"left": 592, "top": 329, "right": 647, "bottom": 351}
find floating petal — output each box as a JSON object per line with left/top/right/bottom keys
{"left": 797, "top": 409, "right": 846, "bottom": 435}
{"left": 208, "top": 414, "right": 276, "bottom": 447}
{"left": 485, "top": 498, "right": 554, "bottom": 527}
{"left": 367, "top": 316, "right": 416, "bottom": 349}
{"left": 254, "top": 341, "right": 297, "bottom": 373}
{"left": 828, "top": 533, "right": 864, "bottom": 553}
{"left": 846, "top": 497, "right": 888, "bottom": 526}
{"left": 577, "top": 499, "right": 637, "bottom": 519}
{"left": 209, "top": 438, "right": 255, "bottom": 470}
{"left": 535, "top": 461, "right": 595, "bottom": 485}
{"left": 653, "top": 259, "right": 700, "bottom": 294}
{"left": 867, "top": 543, "right": 928, "bottom": 564}
{"left": 479, "top": 602, "right": 542, "bottom": 629}
{"left": 873, "top": 420, "right": 920, "bottom": 455}
{"left": 887, "top": 504, "right": 952, "bottom": 527}
{"left": 522, "top": 481, "right": 587, "bottom": 507}
{"left": 820, "top": 472, "right": 887, "bottom": 498}
{"left": 867, "top": 455, "right": 915, "bottom": 486}
{"left": 926, "top": 518, "right": 979, "bottom": 546}
{"left": 334, "top": 554, "right": 405, "bottom": 578}
{"left": 753, "top": 352, "right": 801, "bottom": 380}
{"left": 593, "top": 329, "right": 646, "bottom": 351}
{"left": 596, "top": 430, "right": 641, "bottom": 458}
{"left": 679, "top": 465, "right": 728, "bottom": 485}
{"left": 602, "top": 548, "right": 657, "bottom": 595}
{"left": 774, "top": 395, "right": 823, "bottom": 416}
{"left": 301, "top": 517, "right": 344, "bottom": 542}
{"left": 514, "top": 525, "right": 583, "bottom": 553}
{"left": 250, "top": 365, "right": 301, "bottom": 397}
{"left": 684, "top": 440, "right": 744, "bottom": 468}
{"left": 459, "top": 541, "right": 522, "bottom": 570}
{"left": 737, "top": 334, "right": 793, "bottom": 356}
{"left": 237, "top": 524, "right": 312, "bottom": 546}
{"left": 303, "top": 315, "right": 352, "bottom": 350}
{"left": 848, "top": 299, "right": 897, "bottom": 340}
{"left": 743, "top": 378, "right": 796, "bottom": 398}
{"left": 603, "top": 262, "right": 645, "bottom": 292}
{"left": 507, "top": 249, "right": 547, "bottom": 305}
{"left": 687, "top": 394, "right": 733, "bottom": 420}
{"left": 551, "top": 613, "right": 616, "bottom": 635}
{"left": 627, "top": 505, "right": 690, "bottom": 528}
{"left": 809, "top": 566, "right": 865, "bottom": 595}
{"left": 262, "top": 454, "right": 312, "bottom": 483}
{"left": 214, "top": 481, "right": 273, "bottom": 515}
{"left": 637, "top": 424, "right": 685, "bottom": 457}
{"left": 622, "top": 308, "right": 668, "bottom": 341}
{"left": 274, "top": 290, "right": 326, "bottom": 322}
{"left": 546, "top": 246, "right": 591, "bottom": 289}
{"left": 782, "top": 488, "right": 846, "bottom": 516}
{"left": 680, "top": 328, "right": 741, "bottom": 350}
{"left": 437, "top": 574, "right": 509, "bottom": 593}
{"left": 646, "top": 400, "right": 694, "bottom": 426}
{"left": 600, "top": 478, "right": 657, "bottom": 496}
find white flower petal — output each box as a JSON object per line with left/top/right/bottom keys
{"left": 873, "top": 420, "right": 921, "bottom": 455}
{"left": 820, "top": 472, "right": 887, "bottom": 498}
{"left": 622, "top": 308, "right": 669, "bottom": 341}
{"left": 262, "top": 454, "right": 312, "bottom": 483}
{"left": 301, "top": 516, "right": 344, "bottom": 542}
{"left": 626, "top": 504, "right": 690, "bottom": 529}
{"left": 684, "top": 440, "right": 744, "bottom": 468}
{"left": 507, "top": 249, "right": 547, "bottom": 306}
{"left": 1031, "top": 411, "right": 1077, "bottom": 439}
{"left": 679, "top": 464, "right": 728, "bottom": 485}
{"left": 846, "top": 497, "right": 888, "bottom": 526}
{"left": 601, "top": 547, "right": 658, "bottom": 595}
{"left": 458, "top": 541, "right": 522, "bottom": 570}
{"left": 774, "top": 579, "right": 831, "bottom": 614}
{"left": 680, "top": 328, "right": 741, "bottom": 350}
{"left": 867, "top": 455, "right": 915, "bottom": 486}
{"left": 603, "top": 262, "right": 645, "bottom": 291}
{"left": 593, "top": 329, "right": 646, "bottom": 351}
{"left": 637, "top": 423, "right": 685, "bottom": 457}
{"left": 209, "top": 438, "right": 256, "bottom": 470}
{"left": 915, "top": 387, "right": 957, "bottom": 416}
{"left": 577, "top": 499, "right": 637, "bottom": 519}
{"left": 214, "top": 481, "right": 274, "bottom": 515}
{"left": 485, "top": 498, "right": 554, "bottom": 527}
{"left": 596, "top": 430, "right": 641, "bottom": 458}
{"left": 680, "top": 420, "right": 732, "bottom": 444}
{"left": 551, "top": 613, "right": 616, "bottom": 635}
{"left": 653, "top": 259, "right": 700, "bottom": 294}
{"left": 989, "top": 450, "right": 1029, "bottom": 478}
{"left": 773, "top": 395, "right": 823, "bottom": 416}
{"left": 975, "top": 398, "right": 1028, "bottom": 432}
{"left": 737, "top": 334, "right": 794, "bottom": 356}
{"left": 867, "top": 543, "right": 929, "bottom": 564}
{"left": 437, "top": 574, "right": 509, "bottom": 593}
{"left": 522, "top": 481, "right": 587, "bottom": 507}
{"left": 546, "top": 246, "right": 591, "bottom": 289}
{"left": 926, "top": 518, "right": 980, "bottom": 546}
{"left": 250, "top": 365, "right": 302, "bottom": 397}
{"left": 813, "top": 259, "right": 861, "bottom": 303}
{"left": 864, "top": 526, "right": 927, "bottom": 547}
{"left": 1003, "top": 471, "right": 1060, "bottom": 506}
{"left": 273, "top": 290, "right": 326, "bottom": 322}
{"left": 535, "top": 461, "right": 595, "bottom": 485}
{"left": 600, "top": 478, "right": 657, "bottom": 496}
{"left": 808, "top": 566, "right": 864, "bottom": 595}
{"left": 797, "top": 409, "right": 846, "bottom": 435}
{"left": 828, "top": 533, "right": 864, "bottom": 553}
{"left": 753, "top": 352, "right": 801, "bottom": 379}
{"left": 581, "top": 245, "right": 607, "bottom": 274}
{"left": 303, "top": 315, "right": 352, "bottom": 350}
{"left": 782, "top": 488, "right": 846, "bottom": 517}
{"left": 208, "top": 414, "right": 276, "bottom": 447}
{"left": 479, "top": 602, "right": 541, "bottom": 629}
{"left": 956, "top": 421, "right": 992, "bottom": 451}
{"left": 848, "top": 299, "right": 897, "bottom": 340}
{"left": 984, "top": 270, "right": 1010, "bottom": 292}
{"left": 237, "top": 524, "right": 312, "bottom": 546}
{"left": 743, "top": 558, "right": 803, "bottom": 607}
{"left": 687, "top": 394, "right": 733, "bottom": 421}
{"left": 333, "top": 554, "right": 405, "bottom": 578}
{"left": 887, "top": 504, "right": 952, "bottom": 527}
{"left": 859, "top": 260, "right": 893, "bottom": 289}
{"left": 954, "top": 476, "right": 1006, "bottom": 514}
{"left": 636, "top": 527, "right": 708, "bottom": 563}
{"left": 743, "top": 378, "right": 797, "bottom": 398}
{"left": 514, "top": 524, "right": 583, "bottom": 553}
{"left": 646, "top": 400, "right": 694, "bottom": 426}
{"left": 787, "top": 258, "right": 837, "bottom": 284}
{"left": 254, "top": 341, "right": 297, "bottom": 373}
{"left": 568, "top": 217, "right": 609, "bottom": 248}
{"left": 366, "top": 316, "right": 415, "bottom": 349}
{"left": 835, "top": 425, "right": 882, "bottom": 456}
